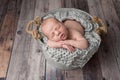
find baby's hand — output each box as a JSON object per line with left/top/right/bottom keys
{"left": 62, "top": 44, "right": 74, "bottom": 52}
{"left": 46, "top": 40, "right": 74, "bottom": 52}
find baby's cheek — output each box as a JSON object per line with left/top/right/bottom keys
{"left": 54, "top": 38, "right": 61, "bottom": 41}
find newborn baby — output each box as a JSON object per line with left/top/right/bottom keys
{"left": 41, "top": 17, "right": 88, "bottom": 52}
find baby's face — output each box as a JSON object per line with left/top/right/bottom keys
{"left": 41, "top": 18, "right": 68, "bottom": 41}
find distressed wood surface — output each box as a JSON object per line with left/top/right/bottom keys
{"left": 0, "top": 0, "right": 22, "bottom": 77}
{"left": 87, "top": 0, "right": 120, "bottom": 80}
{"left": 6, "top": 0, "right": 46, "bottom": 80}
{"left": 1, "top": 0, "right": 120, "bottom": 80}
{"left": 0, "top": 0, "right": 9, "bottom": 28}
{"left": 0, "top": 0, "right": 9, "bottom": 77}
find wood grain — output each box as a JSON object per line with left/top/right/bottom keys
{"left": 87, "top": 0, "right": 120, "bottom": 80}
{"left": 112, "top": 0, "right": 120, "bottom": 20}
{"left": 6, "top": 0, "right": 43, "bottom": 80}
{"left": 0, "top": 0, "right": 22, "bottom": 77}
{"left": 0, "top": 0, "right": 9, "bottom": 29}
{"left": 3, "top": 0, "right": 120, "bottom": 80}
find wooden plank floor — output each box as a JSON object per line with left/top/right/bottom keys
{"left": 0, "top": 0, "right": 120, "bottom": 80}
{"left": 0, "top": 0, "right": 22, "bottom": 78}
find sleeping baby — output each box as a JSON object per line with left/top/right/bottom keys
{"left": 40, "top": 17, "right": 89, "bottom": 52}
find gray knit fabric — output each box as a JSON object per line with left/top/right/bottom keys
{"left": 38, "top": 8, "right": 101, "bottom": 70}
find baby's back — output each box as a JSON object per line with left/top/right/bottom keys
{"left": 63, "top": 19, "right": 85, "bottom": 35}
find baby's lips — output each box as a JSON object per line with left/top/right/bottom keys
{"left": 60, "top": 33, "right": 65, "bottom": 39}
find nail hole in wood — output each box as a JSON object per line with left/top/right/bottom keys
{"left": 0, "top": 36, "right": 4, "bottom": 43}
{"left": 17, "top": 30, "right": 22, "bottom": 35}
{"left": 7, "top": 47, "right": 11, "bottom": 51}
{"left": 18, "top": 10, "right": 20, "bottom": 15}
{"left": 106, "top": 20, "right": 109, "bottom": 27}
{"left": 102, "top": 77, "right": 106, "bottom": 80}
{"left": 10, "top": 38, "right": 13, "bottom": 40}
{"left": 36, "top": 49, "right": 41, "bottom": 53}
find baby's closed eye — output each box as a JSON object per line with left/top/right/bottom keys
{"left": 55, "top": 26, "right": 60, "bottom": 30}
{"left": 51, "top": 32, "right": 54, "bottom": 38}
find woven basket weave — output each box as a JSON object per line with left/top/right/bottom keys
{"left": 26, "top": 8, "right": 107, "bottom": 70}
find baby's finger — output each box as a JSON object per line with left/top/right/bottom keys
{"left": 71, "top": 47, "right": 75, "bottom": 52}
{"left": 71, "top": 47, "right": 74, "bottom": 52}
{"left": 62, "top": 45, "right": 70, "bottom": 50}
{"left": 67, "top": 46, "right": 71, "bottom": 52}
{"left": 65, "top": 45, "right": 71, "bottom": 52}
{"left": 69, "top": 46, "right": 75, "bottom": 52}
{"left": 67, "top": 46, "right": 73, "bottom": 52}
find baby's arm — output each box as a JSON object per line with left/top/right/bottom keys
{"left": 47, "top": 40, "right": 63, "bottom": 48}
{"left": 62, "top": 31, "right": 88, "bottom": 49}
{"left": 47, "top": 40, "right": 75, "bottom": 52}
{"left": 62, "top": 39, "right": 88, "bottom": 49}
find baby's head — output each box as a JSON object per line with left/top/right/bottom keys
{"left": 41, "top": 18, "right": 69, "bottom": 41}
